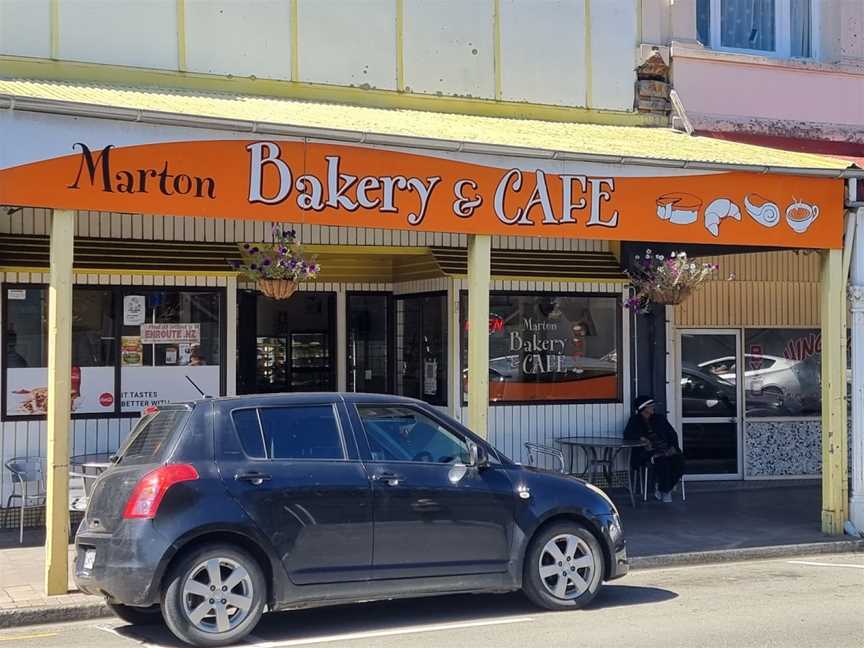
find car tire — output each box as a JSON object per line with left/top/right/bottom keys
{"left": 161, "top": 544, "right": 266, "bottom": 648}
{"left": 522, "top": 522, "right": 604, "bottom": 611}
{"left": 107, "top": 603, "right": 162, "bottom": 626}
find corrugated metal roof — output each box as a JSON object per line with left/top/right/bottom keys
{"left": 0, "top": 78, "right": 853, "bottom": 172}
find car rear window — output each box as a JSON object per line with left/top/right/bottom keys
{"left": 248, "top": 405, "right": 344, "bottom": 460}
{"left": 118, "top": 409, "right": 189, "bottom": 464}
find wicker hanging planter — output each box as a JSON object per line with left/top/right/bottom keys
{"left": 644, "top": 285, "right": 692, "bottom": 306}
{"left": 257, "top": 279, "right": 297, "bottom": 300}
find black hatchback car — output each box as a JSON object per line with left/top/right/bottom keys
{"left": 75, "top": 393, "right": 627, "bottom": 647}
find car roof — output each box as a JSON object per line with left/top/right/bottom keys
{"left": 181, "top": 392, "right": 428, "bottom": 408}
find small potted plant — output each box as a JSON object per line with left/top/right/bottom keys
{"left": 231, "top": 225, "right": 320, "bottom": 300}
{"left": 625, "top": 249, "right": 720, "bottom": 314}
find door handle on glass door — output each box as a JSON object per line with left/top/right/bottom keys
{"left": 373, "top": 472, "right": 401, "bottom": 486}
{"left": 235, "top": 472, "right": 272, "bottom": 485}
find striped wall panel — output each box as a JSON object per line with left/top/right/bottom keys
{"left": 1, "top": 208, "right": 610, "bottom": 253}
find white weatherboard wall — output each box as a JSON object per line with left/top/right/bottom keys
{"left": 0, "top": 210, "right": 628, "bottom": 506}
{"left": 0, "top": 0, "right": 637, "bottom": 112}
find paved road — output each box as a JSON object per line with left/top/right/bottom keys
{"left": 1, "top": 553, "right": 862, "bottom": 648}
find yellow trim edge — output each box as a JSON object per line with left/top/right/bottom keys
{"left": 0, "top": 56, "right": 665, "bottom": 127}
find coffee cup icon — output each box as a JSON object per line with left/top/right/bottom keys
{"left": 785, "top": 202, "right": 819, "bottom": 233}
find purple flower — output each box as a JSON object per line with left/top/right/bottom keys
{"left": 287, "top": 229, "right": 296, "bottom": 238}
{"left": 262, "top": 258, "right": 272, "bottom": 266}
{"left": 279, "top": 246, "right": 288, "bottom": 255}
{"left": 250, "top": 246, "right": 259, "bottom": 254}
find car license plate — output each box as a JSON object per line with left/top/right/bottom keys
{"left": 83, "top": 550, "right": 96, "bottom": 570}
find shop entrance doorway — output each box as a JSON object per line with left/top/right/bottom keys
{"left": 678, "top": 330, "right": 743, "bottom": 479}
{"left": 237, "top": 291, "right": 336, "bottom": 394}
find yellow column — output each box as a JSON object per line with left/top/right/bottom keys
{"left": 467, "top": 235, "right": 491, "bottom": 438}
{"left": 820, "top": 248, "right": 848, "bottom": 534}
{"left": 45, "top": 209, "right": 75, "bottom": 595}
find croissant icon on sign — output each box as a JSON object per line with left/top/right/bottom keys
{"left": 704, "top": 198, "right": 741, "bottom": 237}
{"left": 744, "top": 193, "right": 781, "bottom": 228}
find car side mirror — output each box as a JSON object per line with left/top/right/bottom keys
{"left": 467, "top": 441, "right": 490, "bottom": 469}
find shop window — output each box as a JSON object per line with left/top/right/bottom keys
{"left": 3, "top": 286, "right": 224, "bottom": 419}
{"left": 697, "top": 0, "right": 812, "bottom": 58}
{"left": 4, "top": 286, "right": 115, "bottom": 418}
{"left": 743, "top": 328, "right": 822, "bottom": 417}
{"left": 347, "top": 294, "right": 391, "bottom": 394}
{"left": 459, "top": 292, "right": 621, "bottom": 405}
{"left": 395, "top": 294, "right": 447, "bottom": 406}
{"left": 120, "top": 290, "right": 222, "bottom": 413}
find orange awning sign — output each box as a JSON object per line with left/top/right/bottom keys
{"left": 0, "top": 139, "right": 844, "bottom": 248}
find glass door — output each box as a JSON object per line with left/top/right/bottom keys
{"left": 679, "top": 330, "right": 743, "bottom": 479}
{"left": 395, "top": 294, "right": 448, "bottom": 406}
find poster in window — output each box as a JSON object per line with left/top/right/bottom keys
{"left": 121, "top": 336, "right": 143, "bottom": 367}
{"left": 6, "top": 367, "right": 115, "bottom": 416}
{"left": 123, "top": 295, "right": 146, "bottom": 326}
{"left": 120, "top": 366, "right": 220, "bottom": 412}
{"left": 141, "top": 323, "right": 200, "bottom": 344}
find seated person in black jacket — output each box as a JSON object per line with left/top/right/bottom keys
{"left": 624, "top": 396, "right": 685, "bottom": 503}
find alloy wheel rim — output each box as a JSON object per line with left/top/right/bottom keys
{"left": 182, "top": 557, "right": 254, "bottom": 634}
{"left": 537, "top": 534, "right": 595, "bottom": 600}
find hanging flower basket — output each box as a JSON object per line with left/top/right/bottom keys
{"left": 229, "top": 225, "right": 320, "bottom": 300}
{"left": 257, "top": 279, "right": 297, "bottom": 300}
{"left": 625, "top": 249, "right": 726, "bottom": 315}
{"left": 644, "top": 285, "right": 692, "bottom": 306}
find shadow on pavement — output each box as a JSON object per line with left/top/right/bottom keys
{"left": 111, "top": 587, "right": 678, "bottom": 647}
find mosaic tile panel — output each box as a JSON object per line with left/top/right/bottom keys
{"left": 745, "top": 419, "right": 853, "bottom": 477}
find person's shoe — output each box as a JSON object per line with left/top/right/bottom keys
{"left": 654, "top": 489, "right": 662, "bottom": 501}
{"left": 662, "top": 491, "right": 673, "bottom": 503}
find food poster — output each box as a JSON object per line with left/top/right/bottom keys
{"left": 6, "top": 366, "right": 115, "bottom": 416}
{"left": 121, "top": 336, "right": 143, "bottom": 367}
{"left": 123, "top": 295, "right": 146, "bottom": 326}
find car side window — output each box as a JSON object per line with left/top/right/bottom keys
{"left": 231, "top": 409, "right": 267, "bottom": 459}
{"left": 258, "top": 405, "right": 345, "bottom": 460}
{"left": 357, "top": 405, "right": 470, "bottom": 464}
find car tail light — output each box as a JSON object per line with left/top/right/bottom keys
{"left": 122, "top": 464, "right": 199, "bottom": 519}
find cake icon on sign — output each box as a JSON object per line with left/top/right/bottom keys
{"left": 656, "top": 193, "right": 702, "bottom": 225}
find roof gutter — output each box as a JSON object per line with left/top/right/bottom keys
{"left": 2, "top": 92, "right": 862, "bottom": 179}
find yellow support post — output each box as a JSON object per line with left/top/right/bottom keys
{"left": 467, "top": 235, "right": 491, "bottom": 438}
{"left": 45, "top": 209, "right": 75, "bottom": 595}
{"left": 820, "top": 248, "right": 848, "bottom": 534}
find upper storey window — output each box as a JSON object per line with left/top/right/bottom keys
{"left": 697, "top": 0, "right": 812, "bottom": 58}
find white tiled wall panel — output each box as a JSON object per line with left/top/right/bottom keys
{"left": 298, "top": 0, "right": 397, "bottom": 90}
{"left": 0, "top": 0, "right": 50, "bottom": 58}
{"left": 499, "top": 0, "right": 588, "bottom": 107}
{"left": 588, "top": 0, "right": 637, "bottom": 111}
{"left": 185, "top": 0, "right": 293, "bottom": 79}
{"left": 402, "top": 0, "right": 495, "bottom": 98}
{"left": 58, "top": 0, "right": 178, "bottom": 70}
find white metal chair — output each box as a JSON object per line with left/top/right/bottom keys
{"left": 524, "top": 443, "right": 566, "bottom": 474}
{"left": 4, "top": 457, "right": 46, "bottom": 543}
{"left": 638, "top": 463, "right": 686, "bottom": 502}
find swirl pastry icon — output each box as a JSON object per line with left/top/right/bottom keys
{"left": 744, "top": 193, "right": 781, "bottom": 228}
{"left": 704, "top": 198, "right": 741, "bottom": 237}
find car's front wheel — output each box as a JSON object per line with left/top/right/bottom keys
{"left": 161, "top": 544, "right": 266, "bottom": 647}
{"left": 522, "top": 523, "right": 604, "bottom": 611}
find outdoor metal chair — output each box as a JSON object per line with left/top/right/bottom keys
{"left": 4, "top": 456, "right": 46, "bottom": 543}
{"left": 524, "top": 442, "right": 566, "bottom": 474}
{"left": 637, "top": 464, "right": 686, "bottom": 502}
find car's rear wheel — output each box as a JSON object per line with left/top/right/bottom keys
{"left": 107, "top": 603, "right": 162, "bottom": 625}
{"left": 522, "top": 523, "right": 604, "bottom": 611}
{"left": 161, "top": 544, "right": 266, "bottom": 647}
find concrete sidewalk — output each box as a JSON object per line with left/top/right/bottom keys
{"left": 1, "top": 482, "right": 861, "bottom": 628}
{"left": 0, "top": 530, "right": 107, "bottom": 627}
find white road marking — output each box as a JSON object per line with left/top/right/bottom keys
{"left": 95, "top": 623, "right": 162, "bottom": 647}
{"left": 240, "top": 615, "right": 536, "bottom": 648}
{"left": 787, "top": 560, "right": 864, "bottom": 569}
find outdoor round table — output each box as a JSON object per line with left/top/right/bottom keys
{"left": 556, "top": 437, "right": 645, "bottom": 508}
{"left": 69, "top": 453, "right": 114, "bottom": 501}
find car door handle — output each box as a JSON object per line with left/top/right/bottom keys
{"left": 235, "top": 471, "right": 272, "bottom": 485}
{"left": 372, "top": 472, "right": 401, "bottom": 487}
